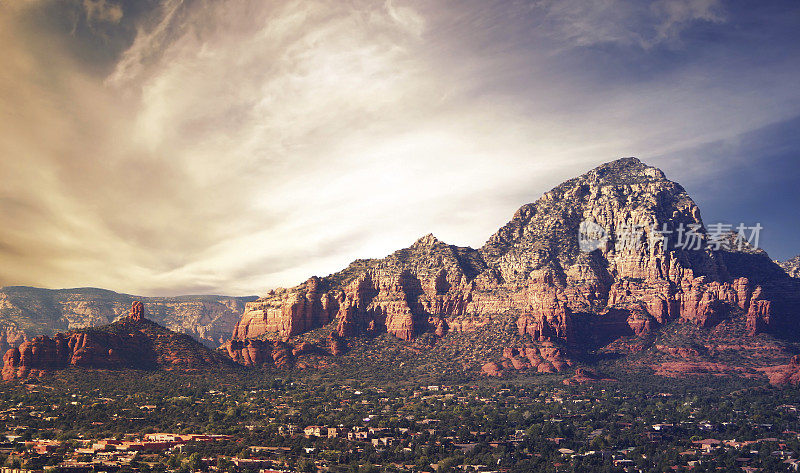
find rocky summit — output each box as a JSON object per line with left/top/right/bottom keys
{"left": 778, "top": 255, "right": 800, "bottom": 278}
{"left": 2, "top": 302, "right": 236, "bottom": 380}
{"left": 227, "top": 157, "right": 800, "bottom": 380}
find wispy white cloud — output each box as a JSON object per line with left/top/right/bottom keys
{"left": 652, "top": 0, "right": 724, "bottom": 41}
{"left": 532, "top": 0, "right": 725, "bottom": 48}
{"left": 1, "top": 0, "right": 798, "bottom": 295}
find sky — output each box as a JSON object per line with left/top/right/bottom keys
{"left": 0, "top": 0, "right": 798, "bottom": 296}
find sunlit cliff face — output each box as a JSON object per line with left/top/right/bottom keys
{"left": 1, "top": 0, "right": 799, "bottom": 296}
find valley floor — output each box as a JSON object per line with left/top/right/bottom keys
{"left": 1, "top": 370, "right": 799, "bottom": 472}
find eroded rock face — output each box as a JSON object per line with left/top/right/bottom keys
{"left": 501, "top": 343, "right": 572, "bottom": 374}
{"left": 515, "top": 289, "right": 573, "bottom": 342}
{"left": 232, "top": 277, "right": 338, "bottom": 341}
{"left": 236, "top": 236, "right": 488, "bottom": 342}
{"left": 230, "top": 158, "right": 789, "bottom": 354}
{"left": 221, "top": 338, "right": 329, "bottom": 368}
{"left": 129, "top": 301, "right": 144, "bottom": 321}
{"left": 2, "top": 302, "right": 234, "bottom": 381}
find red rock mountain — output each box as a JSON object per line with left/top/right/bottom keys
{"left": 2, "top": 302, "right": 236, "bottom": 380}
{"left": 227, "top": 158, "right": 800, "bottom": 373}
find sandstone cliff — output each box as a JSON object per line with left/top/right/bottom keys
{"left": 2, "top": 302, "right": 236, "bottom": 380}
{"left": 0, "top": 286, "right": 256, "bottom": 353}
{"left": 230, "top": 158, "right": 795, "bottom": 367}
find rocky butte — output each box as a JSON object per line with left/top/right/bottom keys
{"left": 2, "top": 302, "right": 236, "bottom": 380}
{"left": 226, "top": 157, "right": 800, "bottom": 378}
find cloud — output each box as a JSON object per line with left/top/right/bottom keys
{"left": 104, "top": 0, "right": 184, "bottom": 87}
{"left": 385, "top": 0, "right": 424, "bottom": 37}
{"left": 1, "top": 0, "right": 799, "bottom": 296}
{"left": 83, "top": 0, "right": 123, "bottom": 24}
{"left": 652, "top": 0, "right": 724, "bottom": 41}
{"left": 532, "top": 0, "right": 725, "bottom": 48}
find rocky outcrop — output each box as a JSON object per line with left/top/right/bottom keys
{"left": 2, "top": 302, "right": 235, "bottom": 381}
{"left": 479, "top": 343, "right": 573, "bottom": 377}
{"left": 235, "top": 235, "right": 487, "bottom": 342}
{"left": 129, "top": 301, "right": 144, "bottom": 321}
{"left": 221, "top": 337, "right": 329, "bottom": 369}
{"left": 762, "top": 355, "right": 800, "bottom": 386}
{"left": 0, "top": 287, "right": 255, "bottom": 349}
{"left": 328, "top": 333, "right": 346, "bottom": 356}
{"left": 480, "top": 361, "right": 503, "bottom": 377}
{"left": 230, "top": 158, "right": 791, "bottom": 364}
{"left": 563, "top": 368, "right": 615, "bottom": 385}
{"left": 515, "top": 290, "right": 573, "bottom": 342}
{"left": 777, "top": 255, "right": 800, "bottom": 278}
{"left": 501, "top": 343, "right": 572, "bottom": 373}
{"left": 232, "top": 277, "right": 337, "bottom": 341}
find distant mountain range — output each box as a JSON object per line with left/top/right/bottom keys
{"left": 0, "top": 286, "right": 256, "bottom": 352}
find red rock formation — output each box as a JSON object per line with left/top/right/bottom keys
{"left": 221, "top": 337, "right": 331, "bottom": 369}
{"left": 495, "top": 342, "right": 572, "bottom": 376}
{"left": 563, "top": 368, "right": 615, "bottom": 385}
{"left": 480, "top": 361, "right": 503, "bottom": 377}
{"left": 129, "top": 301, "right": 144, "bottom": 321}
{"left": 271, "top": 343, "right": 292, "bottom": 368}
{"left": 223, "top": 339, "right": 272, "bottom": 366}
{"left": 228, "top": 158, "right": 784, "bottom": 362}
{"left": 0, "top": 326, "right": 26, "bottom": 355}
{"left": 233, "top": 277, "right": 339, "bottom": 341}
{"left": 2, "top": 315, "right": 232, "bottom": 381}
{"left": 762, "top": 355, "right": 800, "bottom": 386}
{"left": 516, "top": 289, "right": 573, "bottom": 342}
{"left": 0, "top": 287, "right": 253, "bottom": 349}
{"left": 746, "top": 286, "right": 771, "bottom": 334}
{"left": 329, "top": 333, "right": 346, "bottom": 356}
{"left": 430, "top": 317, "right": 447, "bottom": 337}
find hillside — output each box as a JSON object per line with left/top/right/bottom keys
{"left": 2, "top": 302, "right": 237, "bottom": 380}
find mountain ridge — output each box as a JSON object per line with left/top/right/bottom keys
{"left": 226, "top": 157, "right": 800, "bottom": 381}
